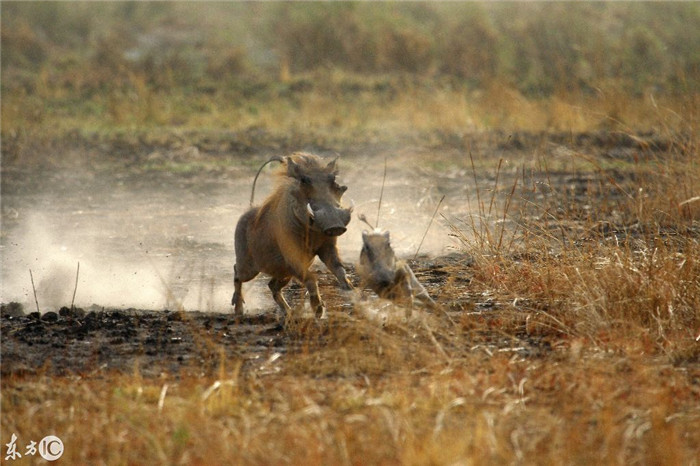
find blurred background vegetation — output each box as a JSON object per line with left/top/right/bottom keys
{"left": 2, "top": 1, "right": 698, "bottom": 162}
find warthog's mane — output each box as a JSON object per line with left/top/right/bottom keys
{"left": 253, "top": 176, "right": 297, "bottom": 229}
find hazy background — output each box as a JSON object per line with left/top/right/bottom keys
{"left": 3, "top": 2, "right": 697, "bottom": 100}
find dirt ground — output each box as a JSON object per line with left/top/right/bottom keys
{"left": 2, "top": 250, "right": 566, "bottom": 380}
{"left": 0, "top": 255, "right": 475, "bottom": 377}
{"left": 1, "top": 130, "right": 693, "bottom": 377}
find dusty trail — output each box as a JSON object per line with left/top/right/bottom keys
{"left": 0, "top": 157, "right": 456, "bottom": 313}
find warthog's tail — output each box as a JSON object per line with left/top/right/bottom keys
{"left": 357, "top": 213, "right": 377, "bottom": 230}
{"left": 250, "top": 155, "right": 285, "bottom": 206}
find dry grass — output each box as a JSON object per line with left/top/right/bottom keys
{"left": 2, "top": 316, "right": 699, "bottom": 464}
{"left": 3, "top": 69, "right": 696, "bottom": 168}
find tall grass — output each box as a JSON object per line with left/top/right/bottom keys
{"left": 4, "top": 2, "right": 697, "bottom": 95}
{"left": 3, "top": 2, "right": 698, "bottom": 166}
{"left": 3, "top": 309, "right": 698, "bottom": 464}
{"left": 2, "top": 3, "right": 698, "bottom": 147}
{"left": 447, "top": 128, "right": 700, "bottom": 360}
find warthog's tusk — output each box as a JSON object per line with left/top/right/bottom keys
{"left": 306, "top": 203, "right": 315, "bottom": 218}
{"left": 348, "top": 199, "right": 355, "bottom": 212}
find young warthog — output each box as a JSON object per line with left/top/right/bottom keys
{"left": 358, "top": 229, "right": 437, "bottom": 318}
{"left": 232, "top": 152, "right": 353, "bottom": 317}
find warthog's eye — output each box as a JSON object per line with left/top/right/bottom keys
{"left": 300, "top": 175, "right": 312, "bottom": 186}
{"left": 362, "top": 245, "right": 374, "bottom": 261}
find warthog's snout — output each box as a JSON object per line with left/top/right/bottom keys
{"left": 375, "top": 277, "right": 393, "bottom": 291}
{"left": 308, "top": 203, "right": 352, "bottom": 237}
{"left": 368, "top": 269, "right": 397, "bottom": 293}
{"left": 324, "top": 226, "right": 347, "bottom": 236}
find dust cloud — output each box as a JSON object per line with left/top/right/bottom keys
{"left": 1, "top": 159, "right": 460, "bottom": 313}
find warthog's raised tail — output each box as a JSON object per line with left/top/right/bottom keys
{"left": 250, "top": 155, "right": 285, "bottom": 207}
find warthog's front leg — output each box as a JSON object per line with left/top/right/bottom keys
{"left": 394, "top": 267, "right": 415, "bottom": 319}
{"left": 294, "top": 268, "right": 325, "bottom": 318}
{"left": 317, "top": 243, "right": 353, "bottom": 290}
{"left": 402, "top": 263, "right": 436, "bottom": 309}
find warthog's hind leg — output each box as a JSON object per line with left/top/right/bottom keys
{"left": 232, "top": 264, "right": 258, "bottom": 315}
{"left": 302, "top": 276, "right": 325, "bottom": 318}
{"left": 232, "top": 265, "right": 244, "bottom": 315}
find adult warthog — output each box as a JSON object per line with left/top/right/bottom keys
{"left": 232, "top": 152, "right": 353, "bottom": 318}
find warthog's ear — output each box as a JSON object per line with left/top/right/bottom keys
{"left": 326, "top": 157, "right": 339, "bottom": 175}
{"left": 382, "top": 231, "right": 391, "bottom": 241}
{"left": 287, "top": 158, "right": 312, "bottom": 185}
{"left": 286, "top": 157, "right": 300, "bottom": 179}
{"left": 362, "top": 230, "right": 369, "bottom": 242}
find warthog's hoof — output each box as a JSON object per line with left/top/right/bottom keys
{"left": 315, "top": 305, "right": 327, "bottom": 320}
